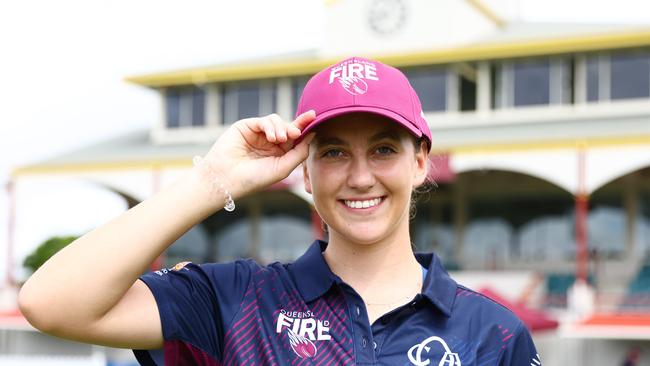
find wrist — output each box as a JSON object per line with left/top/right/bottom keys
{"left": 190, "top": 155, "right": 236, "bottom": 212}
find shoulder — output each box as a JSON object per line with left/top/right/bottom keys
{"left": 447, "top": 284, "right": 540, "bottom": 363}
{"left": 198, "top": 258, "right": 296, "bottom": 284}
{"left": 453, "top": 284, "right": 524, "bottom": 330}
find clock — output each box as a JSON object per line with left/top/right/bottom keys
{"left": 367, "top": 0, "right": 408, "bottom": 36}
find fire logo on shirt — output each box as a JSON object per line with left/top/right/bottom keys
{"left": 276, "top": 309, "right": 331, "bottom": 359}
{"left": 287, "top": 329, "right": 317, "bottom": 358}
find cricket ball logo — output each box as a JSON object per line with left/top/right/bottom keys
{"left": 328, "top": 60, "right": 379, "bottom": 96}
{"left": 339, "top": 76, "right": 368, "bottom": 95}
{"left": 287, "top": 329, "right": 317, "bottom": 358}
{"left": 276, "top": 309, "right": 331, "bottom": 359}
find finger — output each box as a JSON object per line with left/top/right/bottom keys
{"left": 276, "top": 133, "right": 315, "bottom": 174}
{"left": 243, "top": 117, "right": 275, "bottom": 142}
{"left": 287, "top": 123, "right": 302, "bottom": 139}
{"left": 267, "top": 114, "right": 288, "bottom": 143}
{"left": 257, "top": 116, "right": 276, "bottom": 142}
{"left": 291, "top": 110, "right": 316, "bottom": 131}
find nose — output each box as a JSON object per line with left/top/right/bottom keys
{"left": 346, "top": 155, "right": 376, "bottom": 190}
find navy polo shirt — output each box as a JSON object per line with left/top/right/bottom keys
{"left": 133, "top": 240, "right": 541, "bottom": 365}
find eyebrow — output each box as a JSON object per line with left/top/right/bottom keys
{"left": 314, "top": 129, "right": 401, "bottom": 147}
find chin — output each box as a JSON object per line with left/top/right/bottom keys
{"left": 333, "top": 224, "right": 391, "bottom": 246}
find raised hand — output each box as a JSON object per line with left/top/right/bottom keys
{"left": 199, "top": 110, "right": 316, "bottom": 201}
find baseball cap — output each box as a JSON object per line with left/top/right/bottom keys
{"left": 295, "top": 56, "right": 432, "bottom": 151}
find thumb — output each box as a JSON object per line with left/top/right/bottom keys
{"left": 276, "top": 133, "right": 315, "bottom": 176}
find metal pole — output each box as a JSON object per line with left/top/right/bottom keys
{"left": 575, "top": 148, "right": 589, "bottom": 283}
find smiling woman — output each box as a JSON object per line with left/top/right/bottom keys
{"left": 304, "top": 114, "right": 427, "bottom": 250}
{"left": 18, "top": 56, "right": 541, "bottom": 365}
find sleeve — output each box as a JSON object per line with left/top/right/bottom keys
{"left": 132, "top": 260, "right": 254, "bottom": 365}
{"left": 497, "top": 322, "right": 541, "bottom": 366}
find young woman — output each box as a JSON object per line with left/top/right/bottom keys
{"left": 18, "top": 57, "right": 541, "bottom": 365}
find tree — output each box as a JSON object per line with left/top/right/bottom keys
{"left": 23, "top": 235, "right": 79, "bottom": 274}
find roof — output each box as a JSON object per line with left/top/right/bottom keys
{"left": 11, "top": 129, "right": 210, "bottom": 176}
{"left": 126, "top": 23, "right": 650, "bottom": 88}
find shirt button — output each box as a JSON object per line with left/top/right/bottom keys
{"left": 362, "top": 337, "right": 368, "bottom": 348}
{"left": 373, "top": 341, "right": 378, "bottom": 349}
{"left": 356, "top": 305, "right": 361, "bottom": 317}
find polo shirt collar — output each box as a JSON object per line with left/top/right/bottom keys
{"left": 289, "top": 240, "right": 339, "bottom": 302}
{"left": 415, "top": 252, "right": 457, "bottom": 317}
{"left": 289, "top": 240, "right": 458, "bottom": 317}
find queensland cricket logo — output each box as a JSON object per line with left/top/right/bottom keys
{"left": 328, "top": 59, "right": 379, "bottom": 96}
{"left": 407, "top": 336, "right": 461, "bottom": 366}
{"left": 276, "top": 309, "right": 331, "bottom": 359}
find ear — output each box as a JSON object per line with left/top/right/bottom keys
{"left": 413, "top": 142, "right": 428, "bottom": 186}
{"left": 303, "top": 162, "right": 313, "bottom": 194}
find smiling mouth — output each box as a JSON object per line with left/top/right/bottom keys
{"left": 342, "top": 197, "right": 384, "bottom": 209}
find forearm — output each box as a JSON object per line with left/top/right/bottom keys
{"left": 19, "top": 166, "right": 222, "bottom": 330}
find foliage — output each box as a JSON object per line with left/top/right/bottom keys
{"left": 23, "top": 235, "right": 78, "bottom": 274}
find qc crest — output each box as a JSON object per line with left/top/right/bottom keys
{"left": 407, "top": 336, "right": 461, "bottom": 366}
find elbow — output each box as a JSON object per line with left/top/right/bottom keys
{"left": 18, "top": 281, "right": 59, "bottom": 334}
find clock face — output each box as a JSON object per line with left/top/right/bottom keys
{"left": 368, "top": 0, "right": 408, "bottom": 36}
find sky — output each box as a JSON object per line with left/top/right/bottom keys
{"left": 1, "top": 0, "right": 650, "bottom": 284}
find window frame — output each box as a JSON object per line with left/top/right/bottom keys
{"left": 164, "top": 85, "right": 207, "bottom": 129}
{"left": 402, "top": 66, "right": 454, "bottom": 113}
{"left": 582, "top": 50, "right": 650, "bottom": 103}
{"left": 494, "top": 57, "right": 573, "bottom": 109}
{"left": 220, "top": 79, "right": 277, "bottom": 125}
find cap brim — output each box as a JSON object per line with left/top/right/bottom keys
{"left": 296, "top": 106, "right": 423, "bottom": 145}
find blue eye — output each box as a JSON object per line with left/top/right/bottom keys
{"left": 322, "top": 149, "right": 343, "bottom": 158}
{"left": 376, "top": 146, "right": 396, "bottom": 155}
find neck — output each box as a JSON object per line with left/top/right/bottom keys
{"left": 322, "top": 223, "right": 422, "bottom": 298}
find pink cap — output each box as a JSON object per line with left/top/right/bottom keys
{"left": 296, "top": 56, "right": 432, "bottom": 151}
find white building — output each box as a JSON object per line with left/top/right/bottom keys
{"left": 4, "top": 0, "right": 650, "bottom": 364}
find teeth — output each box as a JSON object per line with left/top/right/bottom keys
{"left": 344, "top": 198, "right": 381, "bottom": 209}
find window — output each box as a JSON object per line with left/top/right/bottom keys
{"left": 221, "top": 81, "right": 277, "bottom": 124}
{"left": 291, "top": 76, "right": 309, "bottom": 116}
{"left": 165, "top": 89, "right": 181, "bottom": 128}
{"left": 586, "top": 57, "right": 599, "bottom": 102}
{"left": 459, "top": 75, "right": 476, "bottom": 111}
{"left": 585, "top": 51, "right": 650, "bottom": 102}
{"left": 403, "top": 67, "right": 448, "bottom": 112}
{"left": 611, "top": 53, "right": 650, "bottom": 100}
{"left": 164, "top": 86, "right": 206, "bottom": 128}
{"left": 454, "top": 63, "right": 477, "bottom": 112}
{"left": 494, "top": 58, "right": 572, "bottom": 108}
{"left": 513, "top": 60, "right": 550, "bottom": 106}
{"left": 237, "top": 84, "right": 260, "bottom": 118}
{"left": 191, "top": 87, "right": 205, "bottom": 126}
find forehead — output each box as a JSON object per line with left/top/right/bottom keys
{"left": 312, "top": 112, "right": 410, "bottom": 144}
